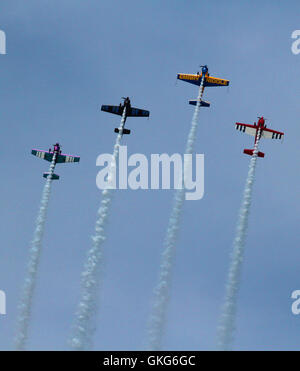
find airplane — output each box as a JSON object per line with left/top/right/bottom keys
{"left": 235, "top": 116, "right": 284, "bottom": 158}
{"left": 177, "top": 65, "right": 230, "bottom": 107}
{"left": 101, "top": 97, "right": 150, "bottom": 136}
{"left": 31, "top": 143, "right": 80, "bottom": 180}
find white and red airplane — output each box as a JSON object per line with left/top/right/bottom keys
{"left": 235, "top": 116, "right": 284, "bottom": 158}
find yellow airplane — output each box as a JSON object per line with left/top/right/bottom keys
{"left": 177, "top": 65, "right": 229, "bottom": 106}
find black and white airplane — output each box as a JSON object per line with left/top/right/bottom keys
{"left": 101, "top": 97, "right": 150, "bottom": 136}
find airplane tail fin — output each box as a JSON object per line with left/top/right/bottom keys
{"left": 43, "top": 172, "right": 60, "bottom": 180}
{"left": 189, "top": 99, "right": 210, "bottom": 107}
{"left": 243, "top": 149, "right": 265, "bottom": 158}
{"left": 114, "top": 128, "right": 131, "bottom": 135}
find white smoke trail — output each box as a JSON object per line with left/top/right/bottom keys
{"left": 217, "top": 131, "right": 261, "bottom": 351}
{"left": 146, "top": 76, "right": 206, "bottom": 350}
{"left": 69, "top": 109, "right": 126, "bottom": 351}
{"left": 15, "top": 153, "right": 57, "bottom": 350}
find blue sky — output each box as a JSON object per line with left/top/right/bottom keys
{"left": 0, "top": 0, "right": 299, "bottom": 350}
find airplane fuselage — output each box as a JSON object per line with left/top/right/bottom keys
{"left": 253, "top": 117, "right": 266, "bottom": 144}
{"left": 50, "top": 144, "right": 62, "bottom": 164}
{"left": 116, "top": 98, "right": 131, "bottom": 136}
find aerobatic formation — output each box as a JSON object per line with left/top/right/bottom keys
{"left": 14, "top": 64, "right": 285, "bottom": 351}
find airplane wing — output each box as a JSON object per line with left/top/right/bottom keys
{"left": 101, "top": 105, "right": 123, "bottom": 116}
{"left": 127, "top": 107, "right": 150, "bottom": 117}
{"left": 177, "top": 73, "right": 201, "bottom": 86}
{"left": 56, "top": 154, "right": 80, "bottom": 163}
{"left": 204, "top": 76, "right": 229, "bottom": 87}
{"left": 261, "top": 127, "right": 284, "bottom": 140}
{"left": 177, "top": 73, "right": 230, "bottom": 87}
{"left": 31, "top": 149, "right": 54, "bottom": 162}
{"left": 235, "top": 123, "right": 258, "bottom": 136}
